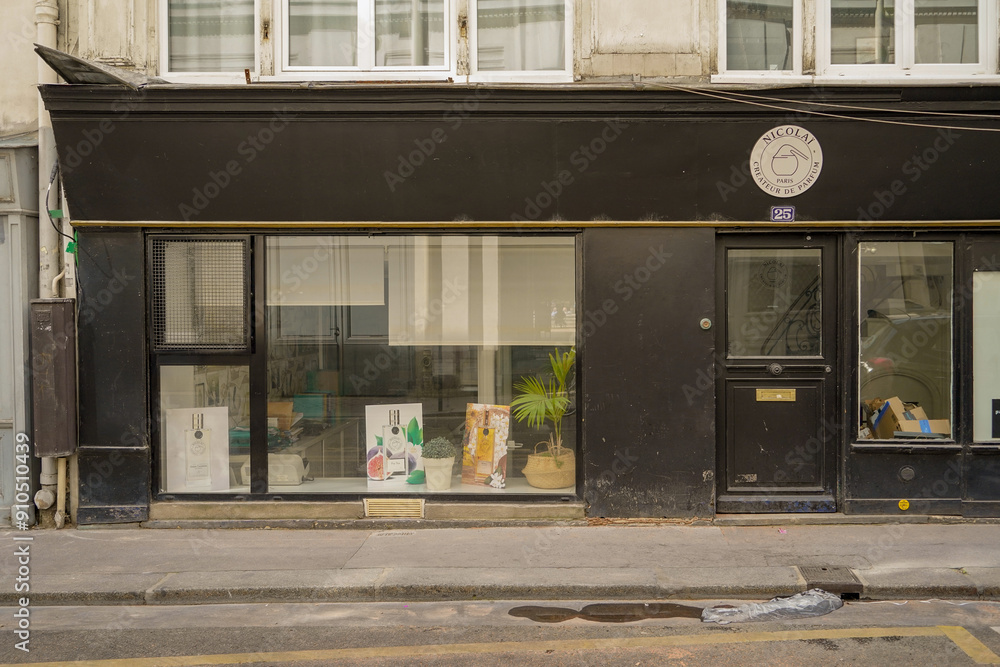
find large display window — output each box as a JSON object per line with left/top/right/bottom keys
{"left": 265, "top": 235, "right": 577, "bottom": 494}
{"left": 858, "top": 241, "right": 953, "bottom": 440}
{"left": 157, "top": 233, "right": 578, "bottom": 496}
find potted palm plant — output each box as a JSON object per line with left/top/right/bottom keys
{"left": 511, "top": 347, "right": 576, "bottom": 489}
{"left": 421, "top": 436, "right": 457, "bottom": 491}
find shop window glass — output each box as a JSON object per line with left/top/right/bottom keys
{"left": 726, "top": 0, "right": 794, "bottom": 71}
{"left": 264, "top": 235, "right": 576, "bottom": 494}
{"left": 973, "top": 271, "right": 1000, "bottom": 441}
{"left": 166, "top": 0, "right": 255, "bottom": 72}
{"left": 858, "top": 241, "right": 953, "bottom": 439}
{"left": 476, "top": 0, "right": 566, "bottom": 71}
{"left": 158, "top": 365, "right": 251, "bottom": 492}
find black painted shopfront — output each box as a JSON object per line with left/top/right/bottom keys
{"left": 40, "top": 83, "right": 1000, "bottom": 523}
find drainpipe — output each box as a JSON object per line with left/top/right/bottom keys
{"left": 35, "top": 0, "right": 61, "bottom": 507}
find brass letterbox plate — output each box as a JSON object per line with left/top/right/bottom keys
{"left": 756, "top": 389, "right": 796, "bottom": 402}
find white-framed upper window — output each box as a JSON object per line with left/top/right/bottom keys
{"left": 160, "top": 0, "right": 572, "bottom": 82}
{"left": 470, "top": 0, "right": 572, "bottom": 81}
{"left": 717, "top": 0, "right": 803, "bottom": 76}
{"left": 162, "top": 0, "right": 257, "bottom": 75}
{"left": 818, "top": 0, "right": 995, "bottom": 76}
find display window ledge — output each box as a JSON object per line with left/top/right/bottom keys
{"left": 159, "top": 476, "right": 574, "bottom": 497}
{"left": 850, "top": 441, "right": 962, "bottom": 454}
{"left": 148, "top": 498, "right": 585, "bottom": 523}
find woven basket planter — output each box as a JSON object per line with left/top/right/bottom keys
{"left": 522, "top": 442, "right": 575, "bottom": 489}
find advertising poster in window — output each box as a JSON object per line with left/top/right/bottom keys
{"left": 364, "top": 403, "right": 423, "bottom": 487}
{"left": 461, "top": 403, "right": 510, "bottom": 489}
{"left": 163, "top": 407, "right": 231, "bottom": 492}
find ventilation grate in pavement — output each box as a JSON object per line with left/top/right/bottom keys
{"left": 364, "top": 498, "right": 425, "bottom": 518}
{"left": 798, "top": 565, "right": 863, "bottom": 599}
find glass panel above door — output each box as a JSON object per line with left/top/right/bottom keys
{"left": 727, "top": 248, "right": 822, "bottom": 357}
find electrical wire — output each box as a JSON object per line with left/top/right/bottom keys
{"left": 646, "top": 82, "right": 1000, "bottom": 133}
{"left": 696, "top": 86, "right": 1000, "bottom": 121}
{"left": 45, "top": 163, "right": 75, "bottom": 244}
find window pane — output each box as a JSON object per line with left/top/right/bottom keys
{"left": 914, "top": 0, "right": 978, "bottom": 63}
{"left": 151, "top": 238, "right": 249, "bottom": 351}
{"left": 973, "top": 272, "right": 1000, "bottom": 441}
{"left": 727, "top": 249, "right": 822, "bottom": 357}
{"left": 265, "top": 236, "right": 576, "bottom": 495}
{"left": 726, "top": 0, "right": 793, "bottom": 70}
{"left": 859, "top": 242, "right": 953, "bottom": 439}
{"left": 376, "top": 0, "right": 446, "bottom": 66}
{"left": 478, "top": 0, "right": 565, "bottom": 71}
{"left": 831, "top": 0, "right": 895, "bottom": 64}
{"left": 168, "top": 0, "right": 254, "bottom": 72}
{"left": 289, "top": 0, "right": 358, "bottom": 67}
{"left": 159, "top": 365, "right": 250, "bottom": 492}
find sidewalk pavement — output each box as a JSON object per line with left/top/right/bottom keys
{"left": 1, "top": 522, "right": 998, "bottom": 606}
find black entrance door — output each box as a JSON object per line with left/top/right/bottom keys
{"left": 716, "top": 234, "right": 839, "bottom": 513}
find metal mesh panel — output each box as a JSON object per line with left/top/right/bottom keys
{"left": 151, "top": 238, "right": 249, "bottom": 350}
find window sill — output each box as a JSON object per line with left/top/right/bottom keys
{"left": 711, "top": 73, "right": 813, "bottom": 86}
{"left": 712, "top": 72, "right": 1000, "bottom": 87}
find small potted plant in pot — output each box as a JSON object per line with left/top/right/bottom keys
{"left": 422, "top": 436, "right": 457, "bottom": 491}
{"left": 511, "top": 347, "right": 576, "bottom": 489}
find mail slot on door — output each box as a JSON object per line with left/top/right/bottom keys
{"left": 756, "top": 389, "right": 797, "bottom": 402}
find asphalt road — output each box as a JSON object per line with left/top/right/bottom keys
{"left": 1, "top": 598, "right": 998, "bottom": 666}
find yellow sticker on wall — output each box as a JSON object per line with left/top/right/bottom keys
{"left": 898, "top": 499, "right": 910, "bottom": 511}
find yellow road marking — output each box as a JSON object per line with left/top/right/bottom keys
{"left": 939, "top": 626, "right": 1000, "bottom": 664}
{"left": 2, "top": 625, "right": 998, "bottom": 666}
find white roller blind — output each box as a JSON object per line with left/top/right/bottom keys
{"left": 267, "top": 237, "right": 385, "bottom": 306}
{"left": 388, "top": 236, "right": 575, "bottom": 345}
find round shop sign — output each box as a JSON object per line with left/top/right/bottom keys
{"left": 750, "top": 125, "right": 823, "bottom": 198}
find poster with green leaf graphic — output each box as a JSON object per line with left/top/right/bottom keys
{"left": 365, "top": 403, "right": 423, "bottom": 486}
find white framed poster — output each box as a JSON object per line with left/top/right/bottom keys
{"left": 163, "top": 407, "right": 231, "bottom": 492}
{"left": 364, "top": 403, "right": 423, "bottom": 487}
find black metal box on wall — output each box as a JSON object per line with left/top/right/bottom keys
{"left": 30, "top": 299, "right": 78, "bottom": 457}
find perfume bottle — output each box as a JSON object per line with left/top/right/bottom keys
{"left": 475, "top": 427, "right": 495, "bottom": 479}
{"left": 185, "top": 412, "right": 212, "bottom": 487}
{"left": 383, "top": 409, "right": 407, "bottom": 476}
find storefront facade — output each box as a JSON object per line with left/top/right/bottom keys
{"left": 41, "top": 83, "right": 1000, "bottom": 523}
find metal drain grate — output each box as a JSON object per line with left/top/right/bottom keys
{"left": 798, "top": 565, "right": 863, "bottom": 599}
{"left": 364, "top": 498, "right": 425, "bottom": 518}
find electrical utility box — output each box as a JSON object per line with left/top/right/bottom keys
{"left": 30, "top": 299, "right": 77, "bottom": 457}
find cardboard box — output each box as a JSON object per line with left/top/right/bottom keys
{"left": 870, "top": 397, "right": 950, "bottom": 439}
{"left": 267, "top": 401, "right": 302, "bottom": 431}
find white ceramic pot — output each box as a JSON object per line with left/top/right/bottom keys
{"left": 423, "top": 456, "right": 455, "bottom": 491}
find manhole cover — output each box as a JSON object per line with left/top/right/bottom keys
{"left": 798, "top": 565, "right": 863, "bottom": 599}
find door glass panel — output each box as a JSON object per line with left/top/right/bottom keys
{"left": 973, "top": 271, "right": 1000, "bottom": 441}
{"left": 858, "top": 241, "right": 953, "bottom": 439}
{"left": 727, "top": 249, "right": 822, "bottom": 357}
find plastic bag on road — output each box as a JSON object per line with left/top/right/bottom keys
{"left": 701, "top": 588, "right": 843, "bottom": 625}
